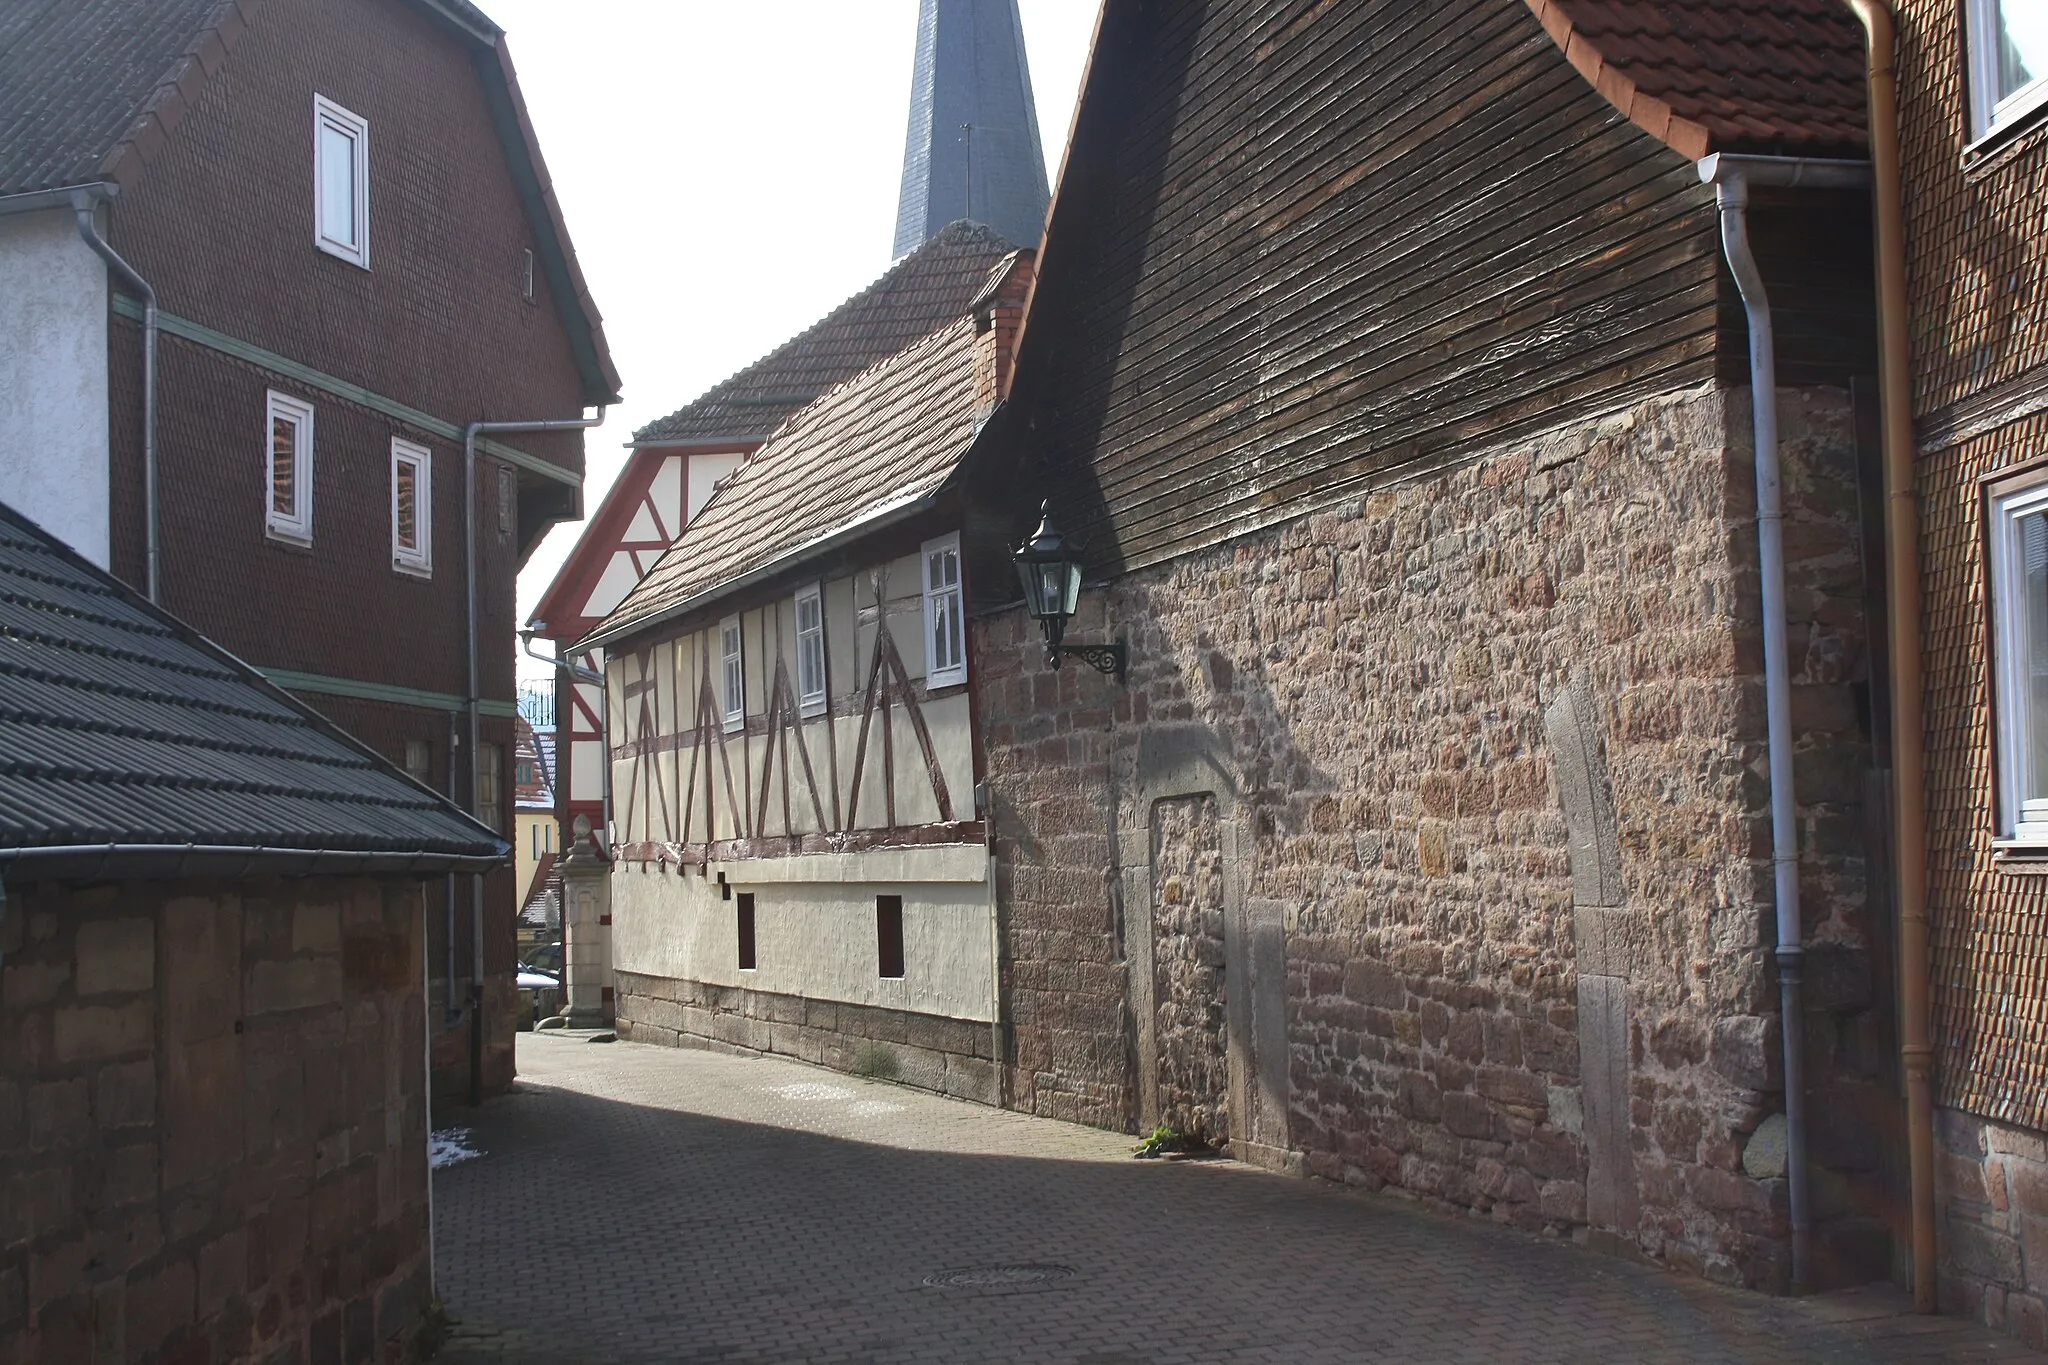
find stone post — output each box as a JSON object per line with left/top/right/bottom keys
{"left": 557, "top": 846, "right": 613, "bottom": 1027}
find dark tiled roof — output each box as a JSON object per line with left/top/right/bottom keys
{"left": 1528, "top": 0, "right": 1868, "bottom": 157}
{"left": 633, "top": 221, "right": 1014, "bottom": 446}
{"left": 0, "top": 0, "right": 226, "bottom": 196}
{"left": 597, "top": 315, "right": 987, "bottom": 644}
{"left": 0, "top": 500, "right": 507, "bottom": 870}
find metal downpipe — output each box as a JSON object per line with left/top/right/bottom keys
{"left": 1841, "top": 0, "right": 1938, "bottom": 1312}
{"left": 1704, "top": 161, "right": 1812, "bottom": 1291}
{"left": 463, "top": 411, "right": 604, "bottom": 1104}
{"left": 72, "top": 192, "right": 158, "bottom": 603}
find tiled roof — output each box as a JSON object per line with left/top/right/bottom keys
{"left": 0, "top": 0, "right": 226, "bottom": 196}
{"left": 595, "top": 316, "right": 986, "bottom": 644}
{"left": 1527, "top": 0, "right": 1868, "bottom": 158}
{"left": 633, "top": 221, "right": 1014, "bottom": 446}
{"left": 0, "top": 500, "right": 507, "bottom": 873}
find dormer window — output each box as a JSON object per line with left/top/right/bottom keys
{"left": 1969, "top": 0, "right": 2048, "bottom": 142}
{"left": 314, "top": 95, "right": 370, "bottom": 268}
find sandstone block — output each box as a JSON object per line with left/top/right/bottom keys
{"left": 1709, "top": 1014, "right": 1782, "bottom": 1092}
{"left": 75, "top": 918, "right": 154, "bottom": 996}
{"left": 28, "top": 1078, "right": 90, "bottom": 1151}
{"left": 94, "top": 1059, "right": 156, "bottom": 1130}
{"left": 1442, "top": 1090, "right": 1492, "bottom": 1139}
{"left": 1948, "top": 1219, "right": 2025, "bottom": 1288}
{"left": 3, "top": 960, "right": 70, "bottom": 1009}
{"left": 1742, "top": 1113, "right": 1788, "bottom": 1179}
{"left": 53, "top": 1001, "right": 152, "bottom": 1062}
{"left": 1343, "top": 960, "right": 1403, "bottom": 1010}
{"left": 245, "top": 957, "right": 342, "bottom": 1016}
{"left": 1539, "top": 1179, "right": 1587, "bottom": 1223}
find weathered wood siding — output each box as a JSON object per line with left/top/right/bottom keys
{"left": 1004, "top": 0, "right": 1728, "bottom": 576}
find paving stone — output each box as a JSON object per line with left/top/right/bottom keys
{"left": 428, "top": 1036, "right": 2048, "bottom": 1365}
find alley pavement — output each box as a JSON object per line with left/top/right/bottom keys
{"left": 430, "top": 1035, "right": 2044, "bottom": 1365}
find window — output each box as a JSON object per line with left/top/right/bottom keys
{"left": 265, "top": 391, "right": 314, "bottom": 544}
{"left": 876, "top": 895, "right": 905, "bottom": 979}
{"left": 737, "top": 893, "right": 757, "bottom": 971}
{"left": 313, "top": 95, "right": 369, "bottom": 268}
{"left": 1993, "top": 478, "right": 2048, "bottom": 841}
{"left": 922, "top": 533, "right": 966, "bottom": 688}
{"left": 521, "top": 248, "right": 537, "bottom": 303}
{"left": 403, "top": 739, "right": 432, "bottom": 787}
{"left": 1969, "top": 0, "right": 2048, "bottom": 141}
{"left": 532, "top": 824, "right": 544, "bottom": 859}
{"left": 721, "top": 617, "right": 745, "bottom": 732}
{"left": 391, "top": 438, "right": 432, "bottom": 576}
{"left": 477, "top": 742, "right": 504, "bottom": 832}
{"left": 498, "top": 465, "right": 515, "bottom": 539}
{"left": 795, "top": 583, "right": 827, "bottom": 716}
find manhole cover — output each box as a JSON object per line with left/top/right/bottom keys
{"left": 922, "top": 1264, "right": 1077, "bottom": 1289}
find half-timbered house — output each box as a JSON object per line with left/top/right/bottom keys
{"left": 577, "top": 252, "right": 1035, "bottom": 1096}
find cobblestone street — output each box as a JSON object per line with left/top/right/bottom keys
{"left": 429, "top": 1036, "right": 2044, "bottom": 1365}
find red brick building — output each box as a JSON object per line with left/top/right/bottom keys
{"left": 0, "top": 0, "right": 619, "bottom": 1100}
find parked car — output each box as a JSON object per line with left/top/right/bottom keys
{"left": 516, "top": 964, "right": 560, "bottom": 1030}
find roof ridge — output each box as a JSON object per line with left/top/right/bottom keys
{"left": 633, "top": 221, "right": 1013, "bottom": 443}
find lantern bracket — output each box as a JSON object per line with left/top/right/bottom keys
{"left": 1046, "top": 637, "right": 1127, "bottom": 683}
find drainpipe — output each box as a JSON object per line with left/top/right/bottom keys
{"left": 1839, "top": 0, "right": 1936, "bottom": 1312}
{"left": 463, "top": 412, "right": 605, "bottom": 1105}
{"left": 72, "top": 190, "right": 159, "bottom": 604}
{"left": 1699, "top": 152, "right": 1873, "bottom": 1293}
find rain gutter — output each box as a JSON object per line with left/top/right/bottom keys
{"left": 1839, "top": 0, "right": 1937, "bottom": 1312}
{"left": 1698, "top": 150, "right": 1872, "bottom": 1294}
{"left": 0, "top": 843, "right": 507, "bottom": 880}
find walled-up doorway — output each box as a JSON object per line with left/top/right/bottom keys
{"left": 1151, "top": 793, "right": 1230, "bottom": 1145}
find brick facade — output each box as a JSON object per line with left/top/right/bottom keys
{"left": 977, "top": 384, "right": 1890, "bottom": 1290}
{"left": 1892, "top": 0, "right": 2048, "bottom": 1345}
{"left": 78, "top": 0, "right": 607, "bottom": 1104}
{"left": 0, "top": 875, "right": 433, "bottom": 1365}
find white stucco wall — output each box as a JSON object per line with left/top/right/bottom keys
{"left": 610, "top": 844, "right": 995, "bottom": 1021}
{"left": 0, "top": 208, "right": 109, "bottom": 566}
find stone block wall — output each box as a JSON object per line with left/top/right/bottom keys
{"left": 975, "top": 384, "right": 1890, "bottom": 1291}
{"left": 1933, "top": 1108, "right": 2048, "bottom": 1349}
{"left": 0, "top": 875, "right": 432, "bottom": 1365}
{"left": 615, "top": 971, "right": 998, "bottom": 1104}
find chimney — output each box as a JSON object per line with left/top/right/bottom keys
{"left": 970, "top": 248, "right": 1036, "bottom": 419}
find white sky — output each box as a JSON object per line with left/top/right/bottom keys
{"left": 497, "top": 1, "right": 1101, "bottom": 679}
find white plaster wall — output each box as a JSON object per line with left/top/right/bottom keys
{"left": 687, "top": 452, "right": 742, "bottom": 522}
{"left": 610, "top": 845, "right": 995, "bottom": 1020}
{"left": 0, "top": 208, "right": 109, "bottom": 566}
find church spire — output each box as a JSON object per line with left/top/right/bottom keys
{"left": 891, "top": 0, "right": 1050, "bottom": 258}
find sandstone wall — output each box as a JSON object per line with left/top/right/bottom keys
{"left": 0, "top": 875, "right": 431, "bottom": 1365}
{"left": 976, "top": 384, "right": 1890, "bottom": 1290}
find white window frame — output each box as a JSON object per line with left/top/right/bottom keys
{"left": 1968, "top": 0, "right": 2048, "bottom": 143}
{"left": 1991, "top": 477, "right": 2048, "bottom": 842}
{"left": 390, "top": 438, "right": 432, "bottom": 577}
{"left": 720, "top": 616, "right": 745, "bottom": 733}
{"left": 265, "top": 391, "right": 314, "bottom": 545}
{"left": 313, "top": 95, "right": 370, "bottom": 269}
{"left": 795, "top": 583, "right": 827, "bottom": 717}
{"left": 922, "top": 533, "right": 967, "bottom": 689}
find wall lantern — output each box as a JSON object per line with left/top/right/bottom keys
{"left": 1013, "top": 501, "right": 1127, "bottom": 682}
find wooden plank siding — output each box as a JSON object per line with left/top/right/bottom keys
{"left": 996, "top": 0, "right": 1731, "bottom": 578}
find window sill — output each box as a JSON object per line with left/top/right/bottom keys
{"left": 266, "top": 528, "right": 313, "bottom": 552}
{"left": 925, "top": 674, "right": 968, "bottom": 697}
{"left": 721, "top": 718, "right": 746, "bottom": 736}
{"left": 1964, "top": 99, "right": 2048, "bottom": 177}
{"left": 798, "top": 699, "right": 828, "bottom": 721}
{"left": 393, "top": 560, "right": 432, "bottom": 580}
{"left": 1991, "top": 839, "right": 2048, "bottom": 873}
{"left": 315, "top": 237, "right": 371, "bottom": 271}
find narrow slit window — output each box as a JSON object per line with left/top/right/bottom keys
{"left": 922, "top": 533, "right": 966, "bottom": 688}
{"left": 521, "top": 248, "right": 537, "bottom": 303}
{"left": 795, "top": 583, "right": 827, "bottom": 715}
{"left": 876, "top": 894, "right": 905, "bottom": 979}
{"left": 265, "top": 391, "right": 314, "bottom": 544}
{"left": 721, "top": 617, "right": 745, "bottom": 732}
{"left": 313, "top": 95, "right": 369, "bottom": 268}
{"left": 477, "top": 742, "right": 505, "bottom": 832}
{"left": 403, "top": 739, "right": 432, "bottom": 786}
{"left": 391, "top": 438, "right": 432, "bottom": 576}
{"left": 737, "top": 893, "right": 757, "bottom": 971}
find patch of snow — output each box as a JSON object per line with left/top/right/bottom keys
{"left": 430, "top": 1128, "right": 483, "bottom": 1169}
{"left": 767, "top": 1082, "right": 855, "bottom": 1102}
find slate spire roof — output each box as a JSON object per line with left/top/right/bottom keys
{"left": 632, "top": 221, "right": 1016, "bottom": 447}
{"left": 0, "top": 499, "right": 508, "bottom": 877}
{"left": 892, "top": 0, "right": 1050, "bottom": 257}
